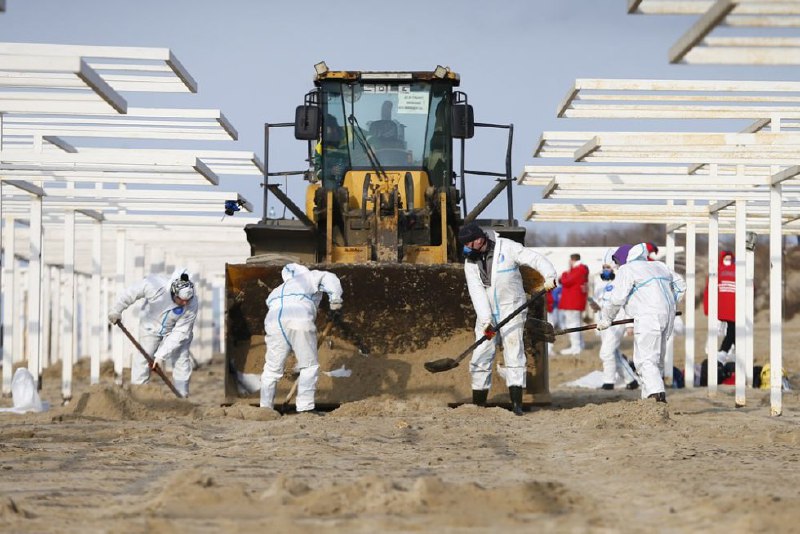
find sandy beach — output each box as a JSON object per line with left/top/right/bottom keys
{"left": 1, "top": 307, "right": 799, "bottom": 533}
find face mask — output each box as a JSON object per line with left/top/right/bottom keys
{"left": 600, "top": 269, "right": 615, "bottom": 281}
{"left": 172, "top": 306, "right": 185, "bottom": 316}
{"left": 722, "top": 258, "right": 732, "bottom": 266}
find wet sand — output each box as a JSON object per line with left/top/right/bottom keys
{"left": 1, "top": 309, "right": 799, "bottom": 533}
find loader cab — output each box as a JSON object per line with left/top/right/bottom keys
{"left": 314, "top": 74, "right": 457, "bottom": 191}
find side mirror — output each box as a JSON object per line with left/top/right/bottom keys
{"left": 294, "top": 105, "right": 320, "bottom": 140}
{"left": 451, "top": 104, "right": 474, "bottom": 139}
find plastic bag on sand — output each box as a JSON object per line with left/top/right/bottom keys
{"left": 324, "top": 365, "right": 352, "bottom": 378}
{"left": 0, "top": 368, "right": 49, "bottom": 414}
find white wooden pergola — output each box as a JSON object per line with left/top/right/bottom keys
{"left": 627, "top": 0, "right": 800, "bottom": 65}
{"left": 523, "top": 166, "right": 793, "bottom": 414}
{"left": 0, "top": 43, "right": 263, "bottom": 402}
{"left": 523, "top": 77, "right": 800, "bottom": 415}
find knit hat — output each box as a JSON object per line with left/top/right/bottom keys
{"left": 458, "top": 222, "right": 486, "bottom": 245}
{"left": 611, "top": 244, "right": 633, "bottom": 266}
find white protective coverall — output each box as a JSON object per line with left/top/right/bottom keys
{"left": 600, "top": 244, "right": 686, "bottom": 398}
{"left": 260, "top": 263, "right": 343, "bottom": 412}
{"left": 465, "top": 232, "right": 557, "bottom": 390}
{"left": 109, "top": 269, "right": 198, "bottom": 397}
{"left": 594, "top": 249, "right": 633, "bottom": 386}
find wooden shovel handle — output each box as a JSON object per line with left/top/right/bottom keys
{"left": 115, "top": 321, "right": 184, "bottom": 398}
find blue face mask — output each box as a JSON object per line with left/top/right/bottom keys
{"left": 172, "top": 306, "right": 185, "bottom": 316}
{"left": 463, "top": 245, "right": 473, "bottom": 255}
{"left": 600, "top": 269, "right": 615, "bottom": 281}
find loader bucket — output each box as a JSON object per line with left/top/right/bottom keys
{"left": 243, "top": 220, "right": 318, "bottom": 263}
{"left": 224, "top": 263, "right": 550, "bottom": 407}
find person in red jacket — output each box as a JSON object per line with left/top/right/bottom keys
{"left": 703, "top": 250, "right": 736, "bottom": 359}
{"left": 559, "top": 253, "right": 590, "bottom": 355}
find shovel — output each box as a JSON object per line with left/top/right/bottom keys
{"left": 115, "top": 321, "right": 184, "bottom": 398}
{"left": 424, "top": 288, "right": 548, "bottom": 374}
{"left": 281, "top": 320, "right": 335, "bottom": 411}
{"left": 529, "top": 311, "right": 683, "bottom": 343}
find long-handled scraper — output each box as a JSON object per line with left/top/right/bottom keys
{"left": 529, "top": 311, "right": 682, "bottom": 343}
{"left": 424, "top": 288, "right": 548, "bottom": 374}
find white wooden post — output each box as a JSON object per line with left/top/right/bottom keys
{"left": 100, "top": 277, "right": 110, "bottom": 361}
{"left": 684, "top": 214, "right": 696, "bottom": 388}
{"left": 665, "top": 230, "right": 676, "bottom": 383}
{"left": 112, "top": 229, "right": 126, "bottom": 385}
{"left": 13, "top": 263, "right": 24, "bottom": 364}
{"left": 50, "top": 266, "right": 62, "bottom": 372}
{"left": 218, "top": 278, "right": 226, "bottom": 355}
{"left": 707, "top": 211, "right": 719, "bottom": 396}
{"left": 90, "top": 220, "right": 102, "bottom": 385}
{"left": 27, "top": 192, "right": 43, "bottom": 388}
{"left": 734, "top": 200, "right": 747, "bottom": 407}
{"left": 41, "top": 258, "right": 51, "bottom": 372}
{"left": 769, "top": 178, "right": 783, "bottom": 416}
{"left": 200, "top": 277, "right": 212, "bottom": 364}
{"left": 1, "top": 216, "right": 14, "bottom": 396}
{"left": 121, "top": 243, "right": 144, "bottom": 371}
{"left": 79, "top": 274, "right": 89, "bottom": 360}
{"left": 62, "top": 210, "right": 76, "bottom": 402}
{"left": 745, "top": 234, "right": 755, "bottom": 387}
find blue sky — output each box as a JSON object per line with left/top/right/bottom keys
{"left": 2, "top": 0, "right": 798, "bottom": 233}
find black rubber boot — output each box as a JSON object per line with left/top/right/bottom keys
{"left": 472, "top": 389, "right": 488, "bottom": 407}
{"left": 648, "top": 392, "right": 667, "bottom": 403}
{"left": 601, "top": 383, "right": 614, "bottom": 390}
{"left": 626, "top": 380, "right": 639, "bottom": 390}
{"left": 509, "top": 386, "right": 524, "bottom": 416}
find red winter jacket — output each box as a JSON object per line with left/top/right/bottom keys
{"left": 559, "top": 263, "right": 589, "bottom": 311}
{"left": 703, "top": 250, "right": 735, "bottom": 321}
{"left": 546, "top": 291, "right": 554, "bottom": 313}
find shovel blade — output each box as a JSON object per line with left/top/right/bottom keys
{"left": 424, "top": 358, "right": 459, "bottom": 374}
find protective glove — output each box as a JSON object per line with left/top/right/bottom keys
{"left": 543, "top": 277, "right": 557, "bottom": 291}
{"left": 329, "top": 300, "right": 343, "bottom": 311}
{"left": 328, "top": 308, "right": 342, "bottom": 323}
{"left": 149, "top": 351, "right": 165, "bottom": 371}
{"left": 108, "top": 311, "right": 121, "bottom": 325}
{"left": 479, "top": 319, "right": 496, "bottom": 340}
{"left": 596, "top": 318, "right": 612, "bottom": 331}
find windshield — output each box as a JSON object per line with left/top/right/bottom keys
{"left": 318, "top": 80, "right": 452, "bottom": 189}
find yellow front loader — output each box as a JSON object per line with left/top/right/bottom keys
{"left": 225, "top": 64, "right": 549, "bottom": 408}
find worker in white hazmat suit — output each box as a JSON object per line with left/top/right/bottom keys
{"left": 458, "top": 223, "right": 558, "bottom": 416}
{"left": 597, "top": 243, "right": 686, "bottom": 402}
{"left": 108, "top": 268, "right": 198, "bottom": 397}
{"left": 260, "top": 263, "right": 343, "bottom": 413}
{"left": 592, "top": 248, "right": 638, "bottom": 391}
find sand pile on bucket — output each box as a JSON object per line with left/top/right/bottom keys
{"left": 330, "top": 396, "right": 449, "bottom": 417}
{"left": 71, "top": 385, "right": 196, "bottom": 420}
{"left": 262, "top": 474, "right": 574, "bottom": 521}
